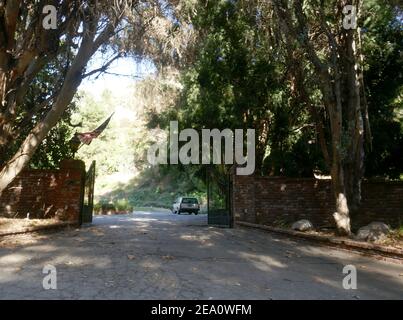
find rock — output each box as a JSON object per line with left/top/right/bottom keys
{"left": 367, "top": 222, "right": 390, "bottom": 233}
{"left": 355, "top": 222, "right": 390, "bottom": 242}
{"left": 355, "top": 228, "right": 370, "bottom": 240}
{"left": 291, "top": 220, "right": 314, "bottom": 232}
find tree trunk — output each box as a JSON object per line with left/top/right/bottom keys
{"left": 329, "top": 90, "right": 352, "bottom": 236}
{"left": 0, "top": 72, "right": 82, "bottom": 194}
{"left": 271, "top": 0, "right": 369, "bottom": 235}
{"left": 332, "top": 160, "right": 352, "bottom": 235}
{"left": 0, "top": 27, "right": 99, "bottom": 194}
{"left": 0, "top": 1, "right": 121, "bottom": 194}
{"left": 343, "top": 27, "right": 365, "bottom": 217}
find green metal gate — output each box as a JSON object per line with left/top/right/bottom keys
{"left": 207, "top": 165, "right": 233, "bottom": 228}
{"left": 81, "top": 160, "right": 96, "bottom": 224}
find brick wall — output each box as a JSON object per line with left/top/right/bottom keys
{"left": 233, "top": 175, "right": 403, "bottom": 229}
{"left": 0, "top": 160, "right": 85, "bottom": 222}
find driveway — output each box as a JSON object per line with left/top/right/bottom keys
{"left": 0, "top": 210, "right": 402, "bottom": 299}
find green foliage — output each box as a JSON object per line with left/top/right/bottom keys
{"left": 72, "top": 89, "right": 140, "bottom": 178}
{"left": 28, "top": 119, "right": 75, "bottom": 169}
{"left": 72, "top": 83, "right": 207, "bottom": 210}
{"left": 21, "top": 0, "right": 399, "bottom": 210}
{"left": 3, "top": 117, "right": 76, "bottom": 169}
{"left": 97, "top": 165, "right": 206, "bottom": 210}
{"left": 362, "top": 0, "right": 403, "bottom": 179}
{"left": 0, "top": 67, "right": 77, "bottom": 169}
{"left": 150, "top": 0, "right": 327, "bottom": 177}
{"left": 146, "top": 0, "right": 402, "bottom": 181}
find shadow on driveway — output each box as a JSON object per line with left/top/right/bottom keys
{"left": 0, "top": 210, "right": 402, "bottom": 299}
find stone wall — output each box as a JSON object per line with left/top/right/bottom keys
{"left": 0, "top": 160, "right": 85, "bottom": 222}
{"left": 232, "top": 175, "right": 403, "bottom": 229}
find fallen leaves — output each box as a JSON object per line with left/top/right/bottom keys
{"left": 284, "top": 250, "right": 302, "bottom": 259}
{"left": 14, "top": 266, "right": 23, "bottom": 273}
{"left": 0, "top": 218, "right": 59, "bottom": 235}
{"left": 90, "top": 229, "right": 105, "bottom": 237}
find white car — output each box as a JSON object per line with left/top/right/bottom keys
{"left": 172, "top": 197, "right": 200, "bottom": 215}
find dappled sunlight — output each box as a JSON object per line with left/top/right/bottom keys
{"left": 0, "top": 253, "right": 31, "bottom": 265}
{"left": 1, "top": 211, "right": 403, "bottom": 299}
{"left": 125, "top": 217, "right": 159, "bottom": 222}
{"left": 134, "top": 211, "right": 163, "bottom": 215}
{"left": 179, "top": 234, "right": 215, "bottom": 247}
{"left": 0, "top": 270, "right": 23, "bottom": 284}
{"left": 311, "top": 275, "right": 342, "bottom": 289}
{"left": 138, "top": 260, "right": 163, "bottom": 271}
{"left": 94, "top": 215, "right": 159, "bottom": 223}
{"left": 236, "top": 251, "right": 287, "bottom": 270}
{"left": 0, "top": 0, "right": 401, "bottom": 300}
{"left": 19, "top": 244, "right": 58, "bottom": 254}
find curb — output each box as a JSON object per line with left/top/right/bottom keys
{"left": 0, "top": 221, "right": 79, "bottom": 237}
{"left": 236, "top": 221, "right": 403, "bottom": 261}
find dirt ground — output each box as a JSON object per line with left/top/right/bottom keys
{"left": 305, "top": 229, "right": 403, "bottom": 251}
{"left": 1, "top": 211, "right": 403, "bottom": 299}
{"left": 0, "top": 218, "right": 61, "bottom": 235}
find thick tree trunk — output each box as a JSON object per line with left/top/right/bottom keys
{"left": 329, "top": 92, "right": 352, "bottom": 236}
{"left": 332, "top": 162, "right": 352, "bottom": 235}
{"left": 271, "top": 0, "right": 368, "bottom": 235}
{"left": 343, "top": 28, "right": 365, "bottom": 217}
{"left": 0, "top": 0, "right": 121, "bottom": 194}
{"left": 0, "top": 25, "right": 101, "bottom": 194}
{"left": 0, "top": 72, "right": 82, "bottom": 194}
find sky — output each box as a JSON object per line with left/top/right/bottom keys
{"left": 79, "top": 53, "right": 157, "bottom": 97}
{"left": 77, "top": 53, "right": 158, "bottom": 136}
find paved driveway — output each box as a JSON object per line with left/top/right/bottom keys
{"left": 0, "top": 210, "right": 402, "bottom": 299}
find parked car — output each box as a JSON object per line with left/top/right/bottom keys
{"left": 172, "top": 197, "right": 200, "bottom": 215}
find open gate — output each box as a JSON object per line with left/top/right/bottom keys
{"left": 81, "top": 160, "right": 96, "bottom": 224}
{"left": 207, "top": 165, "right": 233, "bottom": 228}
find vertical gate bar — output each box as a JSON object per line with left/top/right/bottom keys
{"left": 207, "top": 165, "right": 210, "bottom": 223}
{"left": 78, "top": 162, "right": 86, "bottom": 226}
{"left": 90, "top": 161, "right": 96, "bottom": 222}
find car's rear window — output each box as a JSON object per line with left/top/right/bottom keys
{"left": 182, "top": 198, "right": 198, "bottom": 204}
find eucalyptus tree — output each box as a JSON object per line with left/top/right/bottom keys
{"left": 199, "top": 0, "right": 400, "bottom": 234}
{"left": 264, "top": 0, "right": 384, "bottom": 235}
{"left": 0, "top": 0, "right": 178, "bottom": 193}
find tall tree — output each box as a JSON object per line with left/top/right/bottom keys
{"left": 0, "top": 53, "right": 80, "bottom": 168}
{"left": 0, "top": 0, "right": 172, "bottom": 193}
{"left": 268, "top": 0, "right": 375, "bottom": 234}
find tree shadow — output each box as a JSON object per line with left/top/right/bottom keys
{"left": 0, "top": 213, "right": 402, "bottom": 299}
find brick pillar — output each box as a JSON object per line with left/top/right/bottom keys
{"left": 0, "top": 159, "right": 86, "bottom": 222}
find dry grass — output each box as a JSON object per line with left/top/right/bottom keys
{"left": 305, "top": 228, "right": 403, "bottom": 251}
{"left": 381, "top": 228, "right": 403, "bottom": 250}
{"left": 0, "top": 217, "right": 60, "bottom": 235}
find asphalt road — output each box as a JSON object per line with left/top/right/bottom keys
{"left": 0, "top": 210, "right": 402, "bottom": 299}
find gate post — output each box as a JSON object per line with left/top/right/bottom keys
{"left": 81, "top": 160, "right": 96, "bottom": 224}
{"left": 59, "top": 159, "right": 86, "bottom": 225}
